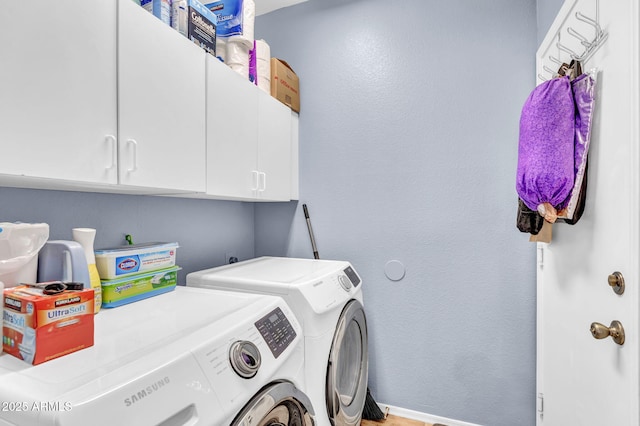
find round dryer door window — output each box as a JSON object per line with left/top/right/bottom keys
{"left": 326, "top": 299, "right": 368, "bottom": 426}
{"left": 232, "top": 381, "right": 315, "bottom": 426}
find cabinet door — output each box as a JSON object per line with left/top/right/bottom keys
{"left": 206, "top": 56, "right": 259, "bottom": 200}
{"left": 257, "top": 92, "right": 292, "bottom": 201}
{"left": 0, "top": 0, "right": 118, "bottom": 184}
{"left": 118, "top": 0, "right": 206, "bottom": 193}
{"left": 290, "top": 112, "right": 300, "bottom": 200}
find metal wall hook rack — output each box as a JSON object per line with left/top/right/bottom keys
{"left": 538, "top": 1, "right": 607, "bottom": 81}
{"left": 538, "top": 55, "right": 566, "bottom": 81}
{"left": 548, "top": 56, "right": 563, "bottom": 67}
{"left": 561, "top": 10, "right": 608, "bottom": 62}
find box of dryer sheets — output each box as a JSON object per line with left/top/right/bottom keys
{"left": 172, "top": 0, "right": 218, "bottom": 56}
{"left": 95, "top": 242, "right": 179, "bottom": 280}
{"left": 2, "top": 286, "right": 95, "bottom": 365}
{"left": 100, "top": 266, "right": 180, "bottom": 308}
{"left": 271, "top": 58, "right": 300, "bottom": 112}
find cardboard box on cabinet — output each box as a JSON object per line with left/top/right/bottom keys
{"left": 271, "top": 58, "right": 300, "bottom": 113}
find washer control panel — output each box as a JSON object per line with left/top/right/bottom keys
{"left": 343, "top": 266, "right": 361, "bottom": 287}
{"left": 255, "top": 307, "right": 297, "bottom": 359}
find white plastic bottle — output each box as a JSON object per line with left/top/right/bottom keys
{"left": 172, "top": 0, "right": 188, "bottom": 37}
{"left": 72, "top": 229, "right": 102, "bottom": 314}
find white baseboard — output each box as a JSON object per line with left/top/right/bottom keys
{"left": 376, "top": 403, "right": 483, "bottom": 426}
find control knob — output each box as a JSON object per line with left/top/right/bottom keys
{"left": 229, "top": 340, "right": 261, "bottom": 379}
{"left": 338, "top": 274, "right": 352, "bottom": 291}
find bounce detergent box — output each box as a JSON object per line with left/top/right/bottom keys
{"left": 2, "top": 286, "right": 94, "bottom": 365}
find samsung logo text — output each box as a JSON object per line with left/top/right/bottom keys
{"left": 124, "top": 377, "right": 170, "bottom": 407}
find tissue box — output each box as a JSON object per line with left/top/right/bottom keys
{"left": 2, "top": 286, "right": 95, "bottom": 365}
{"left": 204, "top": 0, "right": 244, "bottom": 37}
{"left": 271, "top": 58, "right": 300, "bottom": 112}
{"left": 101, "top": 266, "right": 180, "bottom": 308}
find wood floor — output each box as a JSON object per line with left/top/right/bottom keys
{"left": 361, "top": 414, "right": 436, "bottom": 426}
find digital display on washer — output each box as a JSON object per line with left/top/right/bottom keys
{"left": 255, "top": 307, "right": 297, "bottom": 359}
{"left": 343, "top": 266, "right": 361, "bottom": 287}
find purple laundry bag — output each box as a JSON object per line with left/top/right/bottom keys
{"left": 562, "top": 71, "right": 596, "bottom": 220}
{"left": 517, "top": 76, "right": 575, "bottom": 212}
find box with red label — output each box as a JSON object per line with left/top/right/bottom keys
{"left": 270, "top": 58, "right": 300, "bottom": 112}
{"left": 2, "top": 286, "right": 94, "bottom": 365}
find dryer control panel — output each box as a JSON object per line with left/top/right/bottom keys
{"left": 343, "top": 266, "right": 361, "bottom": 287}
{"left": 255, "top": 307, "right": 297, "bottom": 359}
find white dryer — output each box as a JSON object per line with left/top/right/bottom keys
{"left": 0, "top": 286, "right": 314, "bottom": 426}
{"left": 187, "top": 256, "right": 369, "bottom": 426}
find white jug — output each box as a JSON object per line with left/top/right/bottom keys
{"left": 0, "top": 223, "right": 49, "bottom": 287}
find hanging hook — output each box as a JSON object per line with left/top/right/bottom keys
{"left": 549, "top": 5, "right": 607, "bottom": 66}
{"left": 575, "top": 11, "right": 603, "bottom": 40}
{"left": 548, "top": 55, "right": 563, "bottom": 66}
{"left": 556, "top": 41, "right": 580, "bottom": 60}
{"left": 567, "top": 27, "right": 592, "bottom": 48}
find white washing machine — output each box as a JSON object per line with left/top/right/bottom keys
{"left": 187, "top": 256, "right": 369, "bottom": 426}
{"left": 0, "top": 286, "right": 314, "bottom": 426}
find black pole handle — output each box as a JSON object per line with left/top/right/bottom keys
{"left": 302, "top": 204, "right": 320, "bottom": 259}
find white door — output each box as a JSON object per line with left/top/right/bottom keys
{"left": 537, "top": 1, "right": 639, "bottom": 425}
{"left": 118, "top": 0, "right": 206, "bottom": 193}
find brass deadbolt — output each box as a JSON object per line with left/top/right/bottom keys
{"left": 590, "top": 320, "right": 625, "bottom": 345}
{"left": 608, "top": 271, "right": 625, "bottom": 295}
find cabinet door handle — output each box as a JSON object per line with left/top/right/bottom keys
{"left": 127, "top": 139, "right": 138, "bottom": 172}
{"left": 251, "top": 170, "right": 260, "bottom": 191}
{"left": 105, "top": 135, "right": 117, "bottom": 170}
{"left": 259, "top": 172, "right": 266, "bottom": 192}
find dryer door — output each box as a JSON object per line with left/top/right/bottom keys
{"left": 326, "top": 299, "right": 368, "bottom": 426}
{"left": 231, "top": 380, "right": 315, "bottom": 426}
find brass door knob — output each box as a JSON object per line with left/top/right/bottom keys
{"left": 590, "top": 320, "right": 625, "bottom": 345}
{"left": 608, "top": 271, "right": 625, "bottom": 295}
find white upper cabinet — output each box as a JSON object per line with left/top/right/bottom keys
{"left": 0, "top": 0, "right": 295, "bottom": 200}
{"left": 206, "top": 57, "right": 292, "bottom": 201}
{"left": 256, "top": 90, "right": 292, "bottom": 201}
{"left": 206, "top": 56, "right": 260, "bottom": 200}
{"left": 290, "top": 112, "right": 300, "bottom": 200}
{"left": 0, "top": 1, "right": 118, "bottom": 185}
{"left": 118, "top": 0, "right": 206, "bottom": 193}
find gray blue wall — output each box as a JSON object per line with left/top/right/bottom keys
{"left": 537, "top": 0, "right": 566, "bottom": 45}
{"left": 255, "top": 1, "right": 538, "bottom": 425}
{"left": 0, "top": 188, "right": 255, "bottom": 283}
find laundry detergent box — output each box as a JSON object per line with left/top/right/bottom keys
{"left": 2, "top": 286, "right": 95, "bottom": 365}
{"left": 95, "top": 242, "right": 179, "bottom": 280}
{"left": 101, "top": 266, "right": 180, "bottom": 308}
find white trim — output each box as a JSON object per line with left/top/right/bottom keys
{"left": 377, "top": 403, "right": 484, "bottom": 426}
